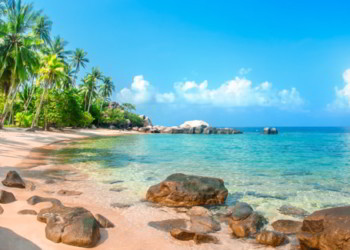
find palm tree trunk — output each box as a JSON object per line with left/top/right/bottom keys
{"left": 31, "top": 85, "right": 48, "bottom": 129}
{"left": 0, "top": 85, "right": 18, "bottom": 128}
{"left": 87, "top": 91, "right": 93, "bottom": 113}
{"left": 24, "top": 77, "right": 35, "bottom": 111}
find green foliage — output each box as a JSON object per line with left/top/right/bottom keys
{"left": 15, "top": 112, "right": 33, "bottom": 127}
{"left": 121, "top": 103, "right": 136, "bottom": 112}
{"left": 102, "top": 109, "right": 126, "bottom": 126}
{"left": 80, "top": 112, "right": 94, "bottom": 127}
{"left": 125, "top": 111, "right": 143, "bottom": 127}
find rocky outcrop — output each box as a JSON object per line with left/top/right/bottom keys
{"left": 0, "top": 190, "right": 16, "bottom": 204}
{"left": 95, "top": 214, "right": 114, "bottom": 228}
{"left": 263, "top": 127, "right": 279, "bottom": 135}
{"left": 256, "top": 230, "right": 287, "bottom": 247}
{"left": 146, "top": 173, "right": 228, "bottom": 207}
{"left": 180, "top": 120, "right": 209, "bottom": 129}
{"left": 2, "top": 171, "right": 25, "bottom": 189}
{"left": 139, "top": 115, "right": 153, "bottom": 127}
{"left": 278, "top": 205, "right": 309, "bottom": 218}
{"left": 37, "top": 203, "right": 100, "bottom": 248}
{"left": 271, "top": 220, "right": 302, "bottom": 235}
{"left": 297, "top": 206, "right": 350, "bottom": 249}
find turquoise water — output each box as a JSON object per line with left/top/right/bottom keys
{"left": 56, "top": 128, "right": 350, "bottom": 220}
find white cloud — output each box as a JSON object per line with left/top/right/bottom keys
{"left": 174, "top": 77, "right": 303, "bottom": 108}
{"left": 328, "top": 69, "right": 350, "bottom": 111}
{"left": 117, "top": 75, "right": 304, "bottom": 109}
{"left": 239, "top": 68, "right": 252, "bottom": 75}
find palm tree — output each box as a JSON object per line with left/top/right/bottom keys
{"left": 44, "top": 36, "right": 71, "bottom": 63}
{"left": 86, "top": 67, "right": 103, "bottom": 113}
{"left": 32, "top": 15, "right": 52, "bottom": 45}
{"left": 0, "top": 0, "right": 41, "bottom": 128}
{"left": 31, "top": 54, "right": 66, "bottom": 129}
{"left": 71, "top": 48, "right": 89, "bottom": 85}
{"left": 99, "top": 76, "right": 115, "bottom": 112}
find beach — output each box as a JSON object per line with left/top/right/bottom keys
{"left": 0, "top": 128, "right": 280, "bottom": 250}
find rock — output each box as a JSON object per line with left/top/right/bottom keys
{"left": 2, "top": 171, "right": 25, "bottom": 189}
{"left": 108, "top": 102, "right": 120, "bottom": 109}
{"left": 297, "top": 206, "right": 350, "bottom": 249}
{"left": 91, "top": 125, "right": 97, "bottom": 129}
{"left": 109, "top": 187, "right": 127, "bottom": 192}
{"left": 170, "top": 228, "right": 195, "bottom": 241}
{"left": 57, "top": 190, "right": 82, "bottom": 196}
{"left": 194, "top": 126, "right": 204, "bottom": 134}
{"left": 27, "top": 196, "right": 62, "bottom": 206}
{"left": 0, "top": 190, "right": 16, "bottom": 204}
{"left": 0, "top": 205, "right": 3, "bottom": 214}
{"left": 160, "top": 127, "right": 173, "bottom": 134}
{"left": 18, "top": 209, "right": 37, "bottom": 215}
{"left": 132, "top": 127, "right": 139, "bottom": 131}
{"left": 45, "top": 179, "right": 56, "bottom": 184}
{"left": 271, "top": 220, "right": 302, "bottom": 235}
{"left": 146, "top": 173, "right": 228, "bottom": 207}
{"left": 37, "top": 203, "right": 100, "bottom": 247}
{"left": 180, "top": 120, "right": 209, "bottom": 129}
{"left": 95, "top": 214, "right": 114, "bottom": 228}
{"left": 187, "top": 206, "right": 213, "bottom": 217}
{"left": 110, "top": 203, "right": 132, "bottom": 209}
{"left": 190, "top": 216, "right": 221, "bottom": 233}
{"left": 194, "top": 233, "right": 219, "bottom": 244}
{"left": 139, "top": 115, "right": 153, "bottom": 127}
{"left": 256, "top": 230, "right": 287, "bottom": 247}
{"left": 149, "top": 219, "right": 188, "bottom": 232}
{"left": 230, "top": 202, "right": 254, "bottom": 221}
{"left": 229, "top": 212, "right": 266, "bottom": 238}
{"left": 264, "top": 127, "right": 279, "bottom": 135}
{"left": 279, "top": 205, "right": 309, "bottom": 218}
{"left": 139, "top": 127, "right": 151, "bottom": 133}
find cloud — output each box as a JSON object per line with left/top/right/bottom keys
{"left": 239, "top": 68, "right": 252, "bottom": 75}
{"left": 328, "top": 69, "right": 350, "bottom": 111}
{"left": 117, "top": 75, "right": 304, "bottom": 110}
{"left": 174, "top": 77, "right": 303, "bottom": 108}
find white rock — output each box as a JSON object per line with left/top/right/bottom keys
{"left": 180, "top": 120, "right": 209, "bottom": 129}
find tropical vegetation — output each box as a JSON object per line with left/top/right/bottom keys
{"left": 0, "top": 0, "right": 143, "bottom": 130}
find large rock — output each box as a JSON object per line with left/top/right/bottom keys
{"left": 95, "top": 214, "right": 114, "bottom": 228}
{"left": 263, "top": 127, "right": 279, "bottom": 135}
{"left": 146, "top": 173, "right": 228, "bottom": 207}
{"left": 139, "top": 115, "right": 153, "bottom": 127}
{"left": 230, "top": 202, "right": 254, "bottom": 221}
{"left": 2, "top": 171, "right": 25, "bottom": 189}
{"left": 297, "top": 206, "right": 350, "bottom": 249}
{"left": 271, "top": 220, "right": 302, "bottom": 235}
{"left": 190, "top": 216, "right": 221, "bottom": 233}
{"left": 37, "top": 203, "right": 100, "bottom": 248}
{"left": 256, "top": 230, "right": 287, "bottom": 247}
{"left": 0, "top": 190, "right": 16, "bottom": 204}
{"left": 180, "top": 121, "right": 209, "bottom": 129}
{"left": 229, "top": 212, "right": 266, "bottom": 238}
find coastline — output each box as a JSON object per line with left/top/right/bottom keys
{"left": 0, "top": 128, "right": 283, "bottom": 250}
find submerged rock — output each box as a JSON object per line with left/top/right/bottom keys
{"left": 37, "top": 203, "right": 100, "bottom": 247}
{"left": 95, "top": 214, "right": 114, "bottom": 228}
{"left": 229, "top": 202, "right": 254, "bottom": 221}
{"left": 298, "top": 206, "right": 350, "bottom": 249}
{"left": 146, "top": 173, "right": 228, "bottom": 207}
{"left": 229, "top": 212, "right": 267, "bottom": 238}
{"left": 256, "top": 230, "right": 287, "bottom": 247}
{"left": 18, "top": 209, "right": 37, "bottom": 215}
{"left": 0, "top": 190, "right": 16, "bottom": 204}
{"left": 190, "top": 216, "right": 221, "bottom": 233}
{"left": 27, "top": 195, "right": 62, "bottom": 206}
{"left": 2, "top": 171, "right": 25, "bottom": 189}
{"left": 271, "top": 220, "right": 302, "bottom": 235}
{"left": 278, "top": 205, "right": 309, "bottom": 218}
{"left": 148, "top": 219, "right": 188, "bottom": 232}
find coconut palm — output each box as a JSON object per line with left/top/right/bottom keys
{"left": 44, "top": 36, "right": 71, "bottom": 63}
{"left": 99, "top": 76, "right": 115, "bottom": 111}
{"left": 86, "top": 67, "right": 103, "bottom": 113}
{"left": 31, "top": 54, "right": 66, "bottom": 129}
{"left": 71, "top": 48, "right": 89, "bottom": 85}
{"left": 32, "top": 15, "right": 52, "bottom": 45}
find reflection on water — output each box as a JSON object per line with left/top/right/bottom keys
{"left": 54, "top": 130, "right": 350, "bottom": 220}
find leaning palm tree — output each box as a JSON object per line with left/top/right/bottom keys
{"left": 71, "top": 48, "right": 89, "bottom": 85}
{"left": 86, "top": 67, "right": 103, "bottom": 113}
{"left": 32, "top": 15, "right": 52, "bottom": 45}
{"left": 0, "top": 0, "right": 41, "bottom": 128}
{"left": 31, "top": 54, "right": 66, "bottom": 129}
{"left": 43, "top": 36, "right": 71, "bottom": 63}
{"left": 99, "top": 76, "right": 115, "bottom": 112}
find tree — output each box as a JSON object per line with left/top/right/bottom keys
{"left": 71, "top": 48, "right": 89, "bottom": 85}
{"left": 32, "top": 15, "right": 52, "bottom": 45}
{"left": 86, "top": 67, "right": 103, "bottom": 113}
{"left": 99, "top": 76, "right": 115, "bottom": 111}
{"left": 31, "top": 54, "right": 66, "bottom": 129}
{"left": 121, "top": 103, "right": 136, "bottom": 112}
{"left": 44, "top": 36, "right": 71, "bottom": 62}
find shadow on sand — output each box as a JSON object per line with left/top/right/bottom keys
{"left": 0, "top": 227, "right": 41, "bottom": 250}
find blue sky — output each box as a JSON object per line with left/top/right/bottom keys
{"left": 35, "top": 0, "right": 350, "bottom": 127}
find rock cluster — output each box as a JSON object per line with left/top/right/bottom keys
{"left": 146, "top": 173, "right": 228, "bottom": 207}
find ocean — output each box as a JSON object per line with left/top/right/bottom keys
{"left": 55, "top": 127, "right": 350, "bottom": 220}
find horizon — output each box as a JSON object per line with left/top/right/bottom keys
{"left": 35, "top": 0, "right": 350, "bottom": 127}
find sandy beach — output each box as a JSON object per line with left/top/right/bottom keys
{"left": 0, "top": 128, "right": 287, "bottom": 250}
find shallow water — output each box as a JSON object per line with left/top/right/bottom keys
{"left": 54, "top": 128, "right": 350, "bottom": 221}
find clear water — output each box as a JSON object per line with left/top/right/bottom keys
{"left": 55, "top": 127, "right": 350, "bottom": 220}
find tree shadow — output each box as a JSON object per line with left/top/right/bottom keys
{"left": 0, "top": 227, "right": 41, "bottom": 250}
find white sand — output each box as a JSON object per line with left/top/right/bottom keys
{"left": 0, "top": 128, "right": 290, "bottom": 250}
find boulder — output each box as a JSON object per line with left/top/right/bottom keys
{"left": 2, "top": 171, "right": 25, "bottom": 189}
{"left": 187, "top": 206, "right": 213, "bottom": 217}
{"left": 229, "top": 212, "right": 266, "bottom": 238}
{"left": 18, "top": 209, "right": 37, "bottom": 215}
{"left": 0, "top": 205, "right": 3, "bottom": 214}
{"left": 139, "top": 115, "right": 153, "bottom": 127}
{"left": 146, "top": 173, "right": 228, "bottom": 207}
{"left": 57, "top": 190, "right": 82, "bottom": 196}
{"left": 148, "top": 219, "right": 188, "bottom": 232}
{"left": 194, "top": 127, "right": 204, "bottom": 134}
{"left": 109, "top": 125, "right": 116, "bottom": 130}
{"left": 297, "top": 206, "right": 350, "bottom": 249}
{"left": 27, "top": 195, "right": 62, "bottom": 206}
{"left": 264, "top": 127, "right": 279, "bottom": 135}
{"left": 229, "top": 202, "right": 254, "bottom": 221}
{"left": 194, "top": 234, "right": 219, "bottom": 244}
{"left": 37, "top": 203, "right": 100, "bottom": 248}
{"left": 256, "top": 230, "right": 287, "bottom": 247}
{"left": 170, "top": 228, "right": 196, "bottom": 241}
{"left": 278, "top": 205, "right": 309, "bottom": 218}
{"left": 190, "top": 216, "right": 221, "bottom": 233}
{"left": 180, "top": 120, "right": 209, "bottom": 129}
{"left": 271, "top": 220, "right": 302, "bottom": 235}
{"left": 95, "top": 214, "right": 114, "bottom": 228}
{"left": 160, "top": 127, "right": 173, "bottom": 134}
{"left": 132, "top": 127, "right": 139, "bottom": 131}
{"left": 0, "top": 190, "right": 16, "bottom": 204}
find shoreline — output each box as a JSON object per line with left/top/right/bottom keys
{"left": 0, "top": 128, "right": 284, "bottom": 250}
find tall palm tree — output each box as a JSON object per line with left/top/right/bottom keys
{"left": 71, "top": 48, "right": 89, "bottom": 85}
{"left": 86, "top": 67, "right": 103, "bottom": 113}
{"left": 99, "top": 76, "right": 115, "bottom": 112}
{"left": 44, "top": 36, "right": 71, "bottom": 63}
{"left": 31, "top": 54, "right": 66, "bottom": 129}
{"left": 0, "top": 0, "right": 41, "bottom": 128}
{"left": 32, "top": 15, "right": 52, "bottom": 45}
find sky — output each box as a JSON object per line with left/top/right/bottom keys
{"left": 34, "top": 0, "right": 350, "bottom": 127}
